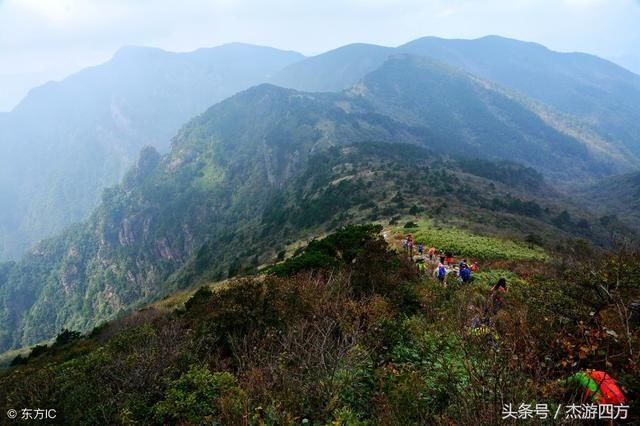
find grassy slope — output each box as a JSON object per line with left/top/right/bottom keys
{"left": 395, "top": 219, "right": 548, "bottom": 261}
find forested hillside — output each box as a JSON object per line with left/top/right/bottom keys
{"left": 399, "top": 36, "right": 640, "bottom": 158}
{"left": 576, "top": 171, "right": 640, "bottom": 231}
{"left": 348, "top": 55, "right": 627, "bottom": 180}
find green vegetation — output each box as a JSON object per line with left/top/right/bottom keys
{"left": 578, "top": 171, "right": 640, "bottom": 232}
{"left": 1, "top": 226, "right": 637, "bottom": 424}
{"left": 153, "top": 366, "right": 244, "bottom": 424}
{"left": 271, "top": 224, "right": 383, "bottom": 276}
{"left": 400, "top": 220, "right": 548, "bottom": 260}
{"left": 456, "top": 159, "right": 544, "bottom": 193}
{"left": 0, "top": 130, "right": 616, "bottom": 353}
{"left": 353, "top": 54, "right": 619, "bottom": 180}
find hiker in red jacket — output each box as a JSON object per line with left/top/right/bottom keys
{"left": 428, "top": 246, "right": 436, "bottom": 261}
{"left": 560, "top": 370, "right": 625, "bottom": 405}
{"left": 445, "top": 252, "right": 454, "bottom": 265}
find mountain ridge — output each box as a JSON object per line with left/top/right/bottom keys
{"left": 0, "top": 58, "right": 627, "bottom": 352}
{"left": 272, "top": 35, "right": 640, "bottom": 163}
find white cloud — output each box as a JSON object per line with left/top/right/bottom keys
{"left": 437, "top": 7, "right": 457, "bottom": 17}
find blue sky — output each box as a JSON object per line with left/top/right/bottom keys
{"left": 0, "top": 0, "right": 639, "bottom": 111}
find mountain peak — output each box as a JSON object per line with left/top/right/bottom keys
{"left": 0, "top": 40, "right": 306, "bottom": 261}
{"left": 112, "top": 45, "right": 170, "bottom": 61}
{"left": 191, "top": 42, "right": 304, "bottom": 58}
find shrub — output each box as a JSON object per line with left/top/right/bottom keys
{"left": 9, "top": 354, "right": 27, "bottom": 366}
{"left": 54, "top": 329, "right": 82, "bottom": 347}
{"left": 154, "top": 366, "right": 245, "bottom": 424}
{"left": 270, "top": 224, "right": 383, "bottom": 276}
{"left": 184, "top": 285, "right": 213, "bottom": 312}
{"left": 525, "top": 233, "right": 544, "bottom": 247}
{"left": 28, "top": 344, "right": 50, "bottom": 359}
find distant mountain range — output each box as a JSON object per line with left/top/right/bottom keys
{"left": 272, "top": 35, "right": 640, "bottom": 162}
{"left": 3, "top": 36, "right": 640, "bottom": 262}
{"left": 0, "top": 43, "right": 303, "bottom": 260}
{"left": 0, "top": 53, "right": 631, "bottom": 352}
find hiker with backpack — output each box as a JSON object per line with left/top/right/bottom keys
{"left": 417, "top": 242, "right": 424, "bottom": 255}
{"left": 559, "top": 370, "right": 625, "bottom": 406}
{"left": 435, "top": 263, "right": 448, "bottom": 285}
{"left": 459, "top": 264, "right": 472, "bottom": 284}
{"left": 407, "top": 234, "right": 414, "bottom": 257}
{"left": 428, "top": 246, "right": 436, "bottom": 261}
{"left": 439, "top": 251, "right": 446, "bottom": 264}
{"left": 489, "top": 278, "right": 507, "bottom": 314}
{"left": 416, "top": 258, "right": 427, "bottom": 274}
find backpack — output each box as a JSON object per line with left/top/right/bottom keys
{"left": 437, "top": 266, "right": 447, "bottom": 278}
{"left": 460, "top": 268, "right": 471, "bottom": 281}
{"left": 589, "top": 371, "right": 625, "bottom": 405}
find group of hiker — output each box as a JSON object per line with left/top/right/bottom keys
{"left": 403, "top": 233, "right": 514, "bottom": 326}
{"left": 406, "top": 234, "right": 511, "bottom": 317}
{"left": 400, "top": 231, "right": 627, "bottom": 413}
{"left": 404, "top": 234, "right": 479, "bottom": 286}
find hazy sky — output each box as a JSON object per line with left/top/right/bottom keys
{"left": 1, "top": 0, "right": 639, "bottom": 111}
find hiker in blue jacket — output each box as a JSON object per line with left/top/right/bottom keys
{"left": 459, "top": 265, "right": 472, "bottom": 284}
{"left": 435, "top": 263, "right": 447, "bottom": 285}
